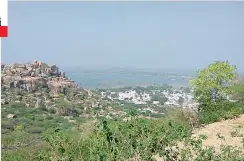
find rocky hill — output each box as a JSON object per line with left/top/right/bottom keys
{"left": 1, "top": 60, "right": 78, "bottom": 97}
{"left": 1, "top": 60, "right": 117, "bottom": 118}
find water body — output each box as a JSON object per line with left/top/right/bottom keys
{"left": 66, "top": 71, "right": 193, "bottom": 89}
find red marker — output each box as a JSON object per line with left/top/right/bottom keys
{"left": 0, "top": 0, "right": 8, "bottom": 38}
{"left": 0, "top": 26, "right": 8, "bottom": 38}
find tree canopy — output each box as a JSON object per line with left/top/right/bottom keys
{"left": 230, "top": 77, "right": 244, "bottom": 104}
{"left": 190, "top": 61, "right": 237, "bottom": 111}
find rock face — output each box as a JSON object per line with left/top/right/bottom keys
{"left": 1, "top": 60, "right": 115, "bottom": 119}
{"left": 1, "top": 60, "right": 78, "bottom": 96}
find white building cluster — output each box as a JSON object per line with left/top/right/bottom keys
{"left": 101, "top": 88, "right": 198, "bottom": 109}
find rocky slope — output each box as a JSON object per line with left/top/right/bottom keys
{"left": 1, "top": 60, "right": 77, "bottom": 97}
{"left": 1, "top": 60, "right": 119, "bottom": 118}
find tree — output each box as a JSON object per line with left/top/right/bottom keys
{"left": 230, "top": 80, "right": 244, "bottom": 104}
{"left": 190, "top": 61, "right": 237, "bottom": 111}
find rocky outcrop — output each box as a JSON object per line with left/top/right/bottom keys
{"left": 1, "top": 60, "right": 114, "bottom": 119}
{"left": 1, "top": 60, "right": 78, "bottom": 96}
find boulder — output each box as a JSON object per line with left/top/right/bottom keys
{"left": 7, "top": 114, "right": 16, "bottom": 119}
{"left": 31, "top": 72, "right": 35, "bottom": 77}
{"left": 1, "top": 98, "right": 9, "bottom": 105}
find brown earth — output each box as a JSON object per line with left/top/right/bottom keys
{"left": 155, "top": 114, "right": 244, "bottom": 161}
{"left": 192, "top": 114, "right": 244, "bottom": 151}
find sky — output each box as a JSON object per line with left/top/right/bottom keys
{"left": 2, "top": 2, "right": 244, "bottom": 71}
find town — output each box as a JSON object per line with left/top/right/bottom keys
{"left": 98, "top": 85, "right": 199, "bottom": 110}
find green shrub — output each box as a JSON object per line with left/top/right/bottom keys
{"left": 198, "top": 110, "right": 220, "bottom": 124}
{"left": 46, "top": 115, "right": 53, "bottom": 120}
{"left": 198, "top": 102, "right": 244, "bottom": 125}
{"left": 2, "top": 122, "right": 14, "bottom": 130}
{"left": 1, "top": 129, "right": 10, "bottom": 134}
{"left": 35, "top": 116, "right": 44, "bottom": 122}
{"left": 26, "top": 127, "right": 44, "bottom": 134}
{"left": 38, "top": 114, "right": 192, "bottom": 161}
{"left": 10, "top": 102, "right": 26, "bottom": 109}
{"left": 48, "top": 107, "right": 56, "bottom": 114}
{"left": 39, "top": 105, "right": 48, "bottom": 112}
{"left": 24, "top": 114, "right": 35, "bottom": 120}
{"left": 73, "top": 108, "right": 83, "bottom": 116}
{"left": 14, "top": 124, "right": 25, "bottom": 131}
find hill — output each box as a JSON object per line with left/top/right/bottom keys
{"left": 1, "top": 60, "right": 244, "bottom": 161}
{"left": 2, "top": 60, "right": 96, "bottom": 107}
{"left": 1, "top": 60, "right": 128, "bottom": 118}
{"left": 1, "top": 61, "right": 129, "bottom": 137}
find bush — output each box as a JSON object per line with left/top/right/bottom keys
{"left": 198, "top": 110, "right": 221, "bottom": 124}
{"left": 35, "top": 116, "right": 44, "bottom": 121}
{"left": 38, "top": 114, "right": 192, "bottom": 161}
{"left": 10, "top": 102, "right": 26, "bottom": 109}
{"left": 39, "top": 105, "right": 48, "bottom": 112}
{"left": 73, "top": 108, "right": 83, "bottom": 116}
{"left": 2, "top": 122, "right": 14, "bottom": 130}
{"left": 198, "top": 102, "right": 244, "bottom": 125}
{"left": 26, "top": 127, "right": 44, "bottom": 134}
{"left": 48, "top": 107, "right": 56, "bottom": 114}
{"left": 231, "top": 82, "right": 244, "bottom": 103}
{"left": 14, "top": 124, "right": 25, "bottom": 131}
{"left": 45, "top": 115, "right": 53, "bottom": 120}
{"left": 1, "top": 129, "right": 9, "bottom": 134}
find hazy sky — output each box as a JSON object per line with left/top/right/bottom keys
{"left": 2, "top": 2, "right": 244, "bottom": 71}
